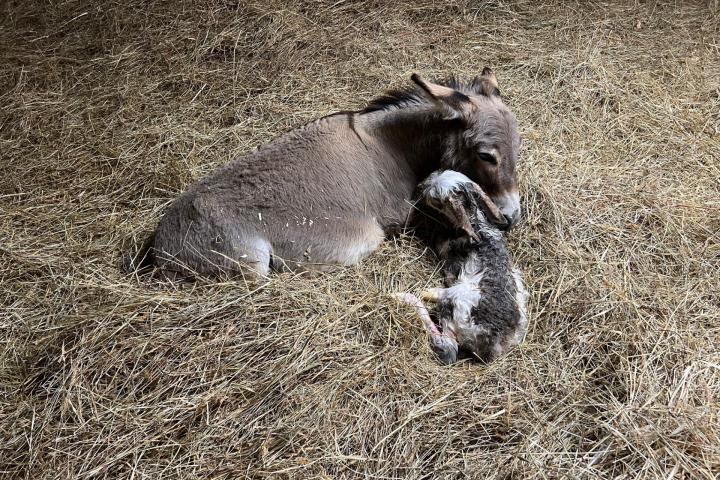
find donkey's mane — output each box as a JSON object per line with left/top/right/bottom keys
{"left": 362, "top": 76, "right": 497, "bottom": 113}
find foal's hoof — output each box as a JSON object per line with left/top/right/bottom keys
{"left": 430, "top": 335, "right": 458, "bottom": 364}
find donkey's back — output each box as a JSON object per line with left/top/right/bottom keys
{"left": 153, "top": 113, "right": 413, "bottom": 277}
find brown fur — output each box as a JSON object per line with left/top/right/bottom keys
{"left": 150, "top": 72, "right": 521, "bottom": 277}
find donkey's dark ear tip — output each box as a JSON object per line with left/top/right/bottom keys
{"left": 411, "top": 73, "right": 431, "bottom": 92}
{"left": 482, "top": 67, "right": 494, "bottom": 76}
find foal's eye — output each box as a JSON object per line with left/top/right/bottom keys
{"left": 477, "top": 153, "right": 497, "bottom": 165}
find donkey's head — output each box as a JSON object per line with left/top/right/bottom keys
{"left": 411, "top": 69, "right": 521, "bottom": 228}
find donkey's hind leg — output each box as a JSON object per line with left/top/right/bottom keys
{"left": 164, "top": 233, "right": 273, "bottom": 280}
{"left": 225, "top": 235, "right": 273, "bottom": 278}
{"left": 155, "top": 193, "right": 271, "bottom": 279}
{"left": 393, "top": 292, "right": 458, "bottom": 364}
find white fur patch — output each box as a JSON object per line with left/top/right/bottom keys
{"left": 458, "top": 254, "right": 485, "bottom": 282}
{"left": 424, "top": 170, "right": 474, "bottom": 200}
{"left": 437, "top": 281, "right": 483, "bottom": 340}
{"left": 338, "top": 221, "right": 384, "bottom": 265}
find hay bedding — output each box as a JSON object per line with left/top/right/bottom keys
{"left": 1, "top": 0, "right": 719, "bottom": 478}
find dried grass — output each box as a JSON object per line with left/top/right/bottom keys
{"left": 1, "top": 0, "right": 719, "bottom": 478}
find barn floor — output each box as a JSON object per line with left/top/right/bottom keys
{"left": 2, "top": 1, "right": 719, "bottom": 478}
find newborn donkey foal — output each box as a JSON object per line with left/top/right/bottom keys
{"left": 399, "top": 171, "right": 528, "bottom": 364}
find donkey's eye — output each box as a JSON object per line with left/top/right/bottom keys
{"left": 477, "top": 153, "right": 497, "bottom": 164}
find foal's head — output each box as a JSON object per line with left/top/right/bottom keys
{"left": 411, "top": 69, "right": 521, "bottom": 228}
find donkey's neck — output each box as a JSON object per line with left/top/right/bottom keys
{"left": 360, "top": 106, "right": 450, "bottom": 180}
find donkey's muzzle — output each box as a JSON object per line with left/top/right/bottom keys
{"left": 492, "top": 191, "right": 521, "bottom": 230}
{"left": 501, "top": 212, "right": 520, "bottom": 230}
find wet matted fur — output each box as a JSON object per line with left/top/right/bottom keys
{"left": 400, "top": 170, "right": 528, "bottom": 364}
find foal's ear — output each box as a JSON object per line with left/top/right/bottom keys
{"left": 473, "top": 67, "right": 501, "bottom": 97}
{"left": 469, "top": 183, "right": 507, "bottom": 227}
{"left": 411, "top": 73, "right": 471, "bottom": 120}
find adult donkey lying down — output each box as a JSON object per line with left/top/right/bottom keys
{"left": 149, "top": 69, "right": 521, "bottom": 277}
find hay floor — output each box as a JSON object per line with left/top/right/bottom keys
{"left": 2, "top": 1, "right": 719, "bottom": 478}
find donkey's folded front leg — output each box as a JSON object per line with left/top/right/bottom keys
{"left": 393, "top": 292, "right": 458, "bottom": 364}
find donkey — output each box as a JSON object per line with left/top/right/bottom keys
{"left": 147, "top": 69, "right": 521, "bottom": 277}
{"left": 397, "top": 170, "right": 528, "bottom": 364}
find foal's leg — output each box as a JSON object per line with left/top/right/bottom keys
{"left": 393, "top": 292, "right": 458, "bottom": 364}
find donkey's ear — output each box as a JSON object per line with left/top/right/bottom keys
{"left": 411, "top": 73, "right": 471, "bottom": 120}
{"left": 474, "top": 67, "right": 501, "bottom": 97}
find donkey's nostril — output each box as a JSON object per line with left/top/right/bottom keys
{"left": 497, "top": 214, "right": 512, "bottom": 231}
{"left": 492, "top": 191, "right": 521, "bottom": 230}
{"left": 502, "top": 211, "right": 520, "bottom": 230}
